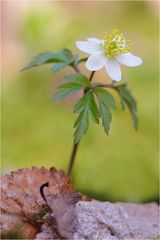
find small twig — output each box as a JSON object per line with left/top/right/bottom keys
{"left": 40, "top": 182, "right": 49, "bottom": 203}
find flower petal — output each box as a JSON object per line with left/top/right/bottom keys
{"left": 76, "top": 41, "right": 103, "bottom": 54}
{"left": 115, "top": 52, "right": 142, "bottom": 67}
{"left": 105, "top": 58, "right": 121, "bottom": 81}
{"left": 87, "top": 38, "right": 104, "bottom": 44}
{"left": 85, "top": 54, "right": 106, "bottom": 71}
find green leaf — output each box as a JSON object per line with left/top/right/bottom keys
{"left": 73, "top": 93, "right": 90, "bottom": 113}
{"left": 117, "top": 85, "right": 138, "bottom": 129}
{"left": 100, "top": 101, "right": 112, "bottom": 135}
{"left": 51, "top": 62, "right": 69, "bottom": 72}
{"left": 74, "top": 107, "right": 89, "bottom": 143}
{"left": 73, "top": 92, "right": 100, "bottom": 143}
{"left": 21, "top": 49, "right": 75, "bottom": 72}
{"left": 73, "top": 54, "right": 80, "bottom": 65}
{"left": 89, "top": 93, "right": 100, "bottom": 124}
{"left": 94, "top": 88, "right": 113, "bottom": 135}
{"left": 53, "top": 83, "right": 84, "bottom": 101}
{"left": 94, "top": 87, "right": 116, "bottom": 109}
{"left": 74, "top": 88, "right": 114, "bottom": 141}
{"left": 74, "top": 92, "right": 100, "bottom": 123}
{"left": 63, "top": 48, "right": 77, "bottom": 63}
{"left": 65, "top": 73, "right": 91, "bottom": 87}
{"left": 74, "top": 93, "right": 91, "bottom": 143}
{"left": 53, "top": 73, "right": 91, "bottom": 101}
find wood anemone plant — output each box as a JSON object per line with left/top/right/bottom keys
{"left": 22, "top": 31, "right": 142, "bottom": 177}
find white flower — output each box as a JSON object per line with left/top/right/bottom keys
{"left": 76, "top": 29, "right": 142, "bottom": 81}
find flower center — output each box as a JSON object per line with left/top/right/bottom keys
{"left": 100, "top": 29, "right": 131, "bottom": 57}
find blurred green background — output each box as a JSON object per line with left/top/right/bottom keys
{"left": 2, "top": 1, "right": 159, "bottom": 202}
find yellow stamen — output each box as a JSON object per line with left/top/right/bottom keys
{"left": 102, "top": 29, "right": 131, "bottom": 57}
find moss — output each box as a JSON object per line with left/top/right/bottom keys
{"left": 32, "top": 204, "right": 49, "bottom": 222}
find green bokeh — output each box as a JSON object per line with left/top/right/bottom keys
{"left": 2, "top": 1, "right": 159, "bottom": 202}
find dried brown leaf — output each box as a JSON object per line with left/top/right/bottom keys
{"left": 0, "top": 167, "right": 73, "bottom": 239}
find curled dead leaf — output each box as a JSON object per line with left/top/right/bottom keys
{"left": 0, "top": 167, "right": 73, "bottom": 239}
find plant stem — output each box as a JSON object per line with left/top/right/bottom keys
{"left": 67, "top": 142, "right": 79, "bottom": 176}
{"left": 89, "top": 71, "right": 95, "bottom": 82}
{"left": 92, "top": 82, "right": 114, "bottom": 88}
{"left": 72, "top": 65, "right": 80, "bottom": 73}
{"left": 67, "top": 71, "right": 95, "bottom": 176}
{"left": 93, "top": 83, "right": 124, "bottom": 89}
{"left": 77, "top": 57, "right": 88, "bottom": 64}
